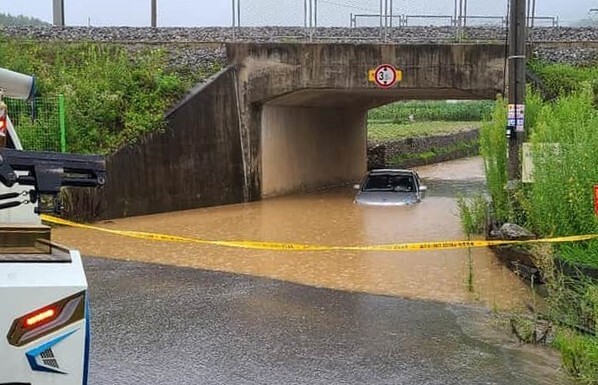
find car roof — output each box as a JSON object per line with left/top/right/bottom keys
{"left": 368, "top": 169, "right": 416, "bottom": 176}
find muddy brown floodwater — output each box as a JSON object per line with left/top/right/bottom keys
{"left": 54, "top": 157, "right": 533, "bottom": 310}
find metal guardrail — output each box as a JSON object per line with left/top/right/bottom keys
{"left": 404, "top": 15, "right": 455, "bottom": 27}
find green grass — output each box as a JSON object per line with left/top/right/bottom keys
{"left": 477, "top": 62, "right": 598, "bottom": 383}
{"left": 457, "top": 194, "right": 489, "bottom": 236}
{"left": 554, "top": 327, "right": 598, "bottom": 384}
{"left": 0, "top": 37, "right": 222, "bottom": 154}
{"left": 368, "top": 100, "right": 495, "bottom": 122}
{"left": 367, "top": 121, "right": 481, "bottom": 142}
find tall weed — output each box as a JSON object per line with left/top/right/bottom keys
{"left": 479, "top": 98, "right": 510, "bottom": 221}
{"left": 527, "top": 85, "right": 598, "bottom": 240}
{"left": 0, "top": 38, "right": 221, "bottom": 154}
{"left": 457, "top": 193, "right": 488, "bottom": 236}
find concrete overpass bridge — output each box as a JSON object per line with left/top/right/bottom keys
{"left": 91, "top": 42, "right": 506, "bottom": 219}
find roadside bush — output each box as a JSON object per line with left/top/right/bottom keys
{"left": 477, "top": 62, "right": 598, "bottom": 383}
{"left": 457, "top": 193, "right": 489, "bottom": 236}
{"left": 479, "top": 97, "right": 509, "bottom": 222}
{"left": 527, "top": 86, "right": 598, "bottom": 240}
{"left": 530, "top": 60, "right": 598, "bottom": 102}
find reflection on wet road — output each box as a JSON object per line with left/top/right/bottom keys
{"left": 86, "top": 257, "right": 568, "bottom": 385}
{"left": 54, "top": 157, "right": 532, "bottom": 309}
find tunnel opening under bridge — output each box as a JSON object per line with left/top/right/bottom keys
{"left": 259, "top": 88, "right": 493, "bottom": 198}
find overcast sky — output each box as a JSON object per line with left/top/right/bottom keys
{"left": 1, "top": 0, "right": 596, "bottom": 27}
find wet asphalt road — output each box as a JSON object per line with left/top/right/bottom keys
{"left": 84, "top": 257, "right": 568, "bottom": 385}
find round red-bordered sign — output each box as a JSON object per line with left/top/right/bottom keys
{"left": 373, "top": 64, "right": 398, "bottom": 89}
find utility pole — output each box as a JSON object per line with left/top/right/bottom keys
{"left": 304, "top": 0, "right": 308, "bottom": 28}
{"left": 151, "top": 0, "right": 157, "bottom": 28}
{"left": 507, "top": 0, "right": 527, "bottom": 180}
{"left": 52, "top": 0, "right": 65, "bottom": 26}
{"left": 232, "top": 0, "right": 236, "bottom": 41}
{"left": 231, "top": 0, "right": 241, "bottom": 41}
{"left": 453, "top": 0, "right": 458, "bottom": 26}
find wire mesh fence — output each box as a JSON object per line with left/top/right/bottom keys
{"left": 4, "top": 95, "right": 66, "bottom": 153}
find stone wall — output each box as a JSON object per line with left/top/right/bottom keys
{"left": 367, "top": 129, "right": 480, "bottom": 169}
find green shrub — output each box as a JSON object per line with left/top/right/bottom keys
{"left": 479, "top": 97, "right": 510, "bottom": 222}
{"left": 0, "top": 37, "right": 221, "bottom": 154}
{"left": 527, "top": 85, "right": 598, "bottom": 239}
{"left": 554, "top": 329, "right": 598, "bottom": 384}
{"left": 479, "top": 62, "right": 598, "bottom": 383}
{"left": 457, "top": 193, "right": 489, "bottom": 236}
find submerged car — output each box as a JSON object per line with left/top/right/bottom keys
{"left": 354, "top": 169, "right": 427, "bottom": 206}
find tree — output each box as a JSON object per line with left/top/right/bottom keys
{"left": 0, "top": 13, "right": 50, "bottom": 26}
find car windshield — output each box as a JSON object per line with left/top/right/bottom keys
{"left": 362, "top": 174, "right": 415, "bottom": 193}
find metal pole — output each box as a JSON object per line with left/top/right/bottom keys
{"left": 384, "top": 0, "right": 388, "bottom": 30}
{"left": 53, "top": 0, "right": 65, "bottom": 26}
{"left": 453, "top": 0, "right": 458, "bottom": 26}
{"left": 530, "top": 0, "right": 536, "bottom": 42}
{"left": 232, "top": 0, "right": 236, "bottom": 41}
{"left": 59, "top": 95, "right": 66, "bottom": 153}
{"left": 151, "top": 0, "right": 157, "bottom": 28}
{"left": 463, "top": 0, "right": 467, "bottom": 27}
{"left": 390, "top": 0, "right": 393, "bottom": 28}
{"left": 309, "top": 0, "right": 313, "bottom": 29}
{"left": 305, "top": 0, "right": 308, "bottom": 28}
{"left": 314, "top": 0, "right": 318, "bottom": 28}
{"left": 507, "top": 0, "right": 527, "bottom": 181}
{"left": 457, "top": 0, "right": 463, "bottom": 41}
{"left": 237, "top": 0, "right": 241, "bottom": 27}
{"left": 309, "top": 0, "right": 313, "bottom": 41}
{"left": 386, "top": 0, "right": 390, "bottom": 40}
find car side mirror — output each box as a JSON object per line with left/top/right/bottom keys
{"left": 353, "top": 184, "right": 361, "bottom": 190}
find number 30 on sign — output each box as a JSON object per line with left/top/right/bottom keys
{"left": 368, "top": 64, "right": 403, "bottom": 89}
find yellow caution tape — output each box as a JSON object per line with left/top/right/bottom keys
{"left": 40, "top": 214, "right": 598, "bottom": 252}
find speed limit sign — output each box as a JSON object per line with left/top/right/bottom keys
{"left": 368, "top": 64, "right": 402, "bottom": 89}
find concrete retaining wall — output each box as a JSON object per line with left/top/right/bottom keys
{"left": 261, "top": 105, "right": 367, "bottom": 197}
{"left": 367, "top": 129, "right": 480, "bottom": 169}
{"left": 68, "top": 67, "right": 246, "bottom": 220}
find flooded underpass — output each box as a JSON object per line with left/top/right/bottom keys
{"left": 63, "top": 156, "right": 573, "bottom": 385}
{"left": 54, "top": 157, "right": 532, "bottom": 311}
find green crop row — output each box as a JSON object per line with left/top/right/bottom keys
{"left": 368, "top": 100, "right": 495, "bottom": 123}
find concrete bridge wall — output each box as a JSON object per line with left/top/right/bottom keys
{"left": 261, "top": 105, "right": 367, "bottom": 197}
{"left": 71, "top": 67, "right": 246, "bottom": 220}
{"left": 231, "top": 43, "right": 506, "bottom": 205}
{"left": 69, "top": 42, "right": 508, "bottom": 220}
